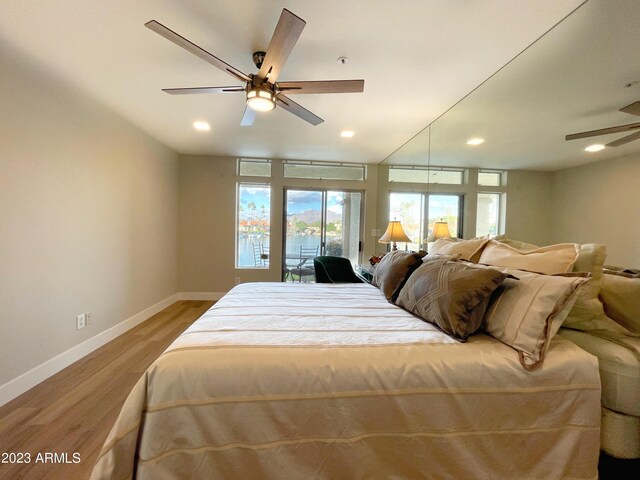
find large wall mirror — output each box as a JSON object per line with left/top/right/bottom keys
{"left": 384, "top": 0, "right": 640, "bottom": 169}
{"left": 379, "top": 0, "right": 640, "bottom": 261}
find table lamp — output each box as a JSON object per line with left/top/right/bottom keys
{"left": 379, "top": 220, "right": 412, "bottom": 251}
{"left": 426, "top": 220, "right": 452, "bottom": 242}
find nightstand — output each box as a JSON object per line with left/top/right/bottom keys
{"left": 355, "top": 264, "right": 375, "bottom": 284}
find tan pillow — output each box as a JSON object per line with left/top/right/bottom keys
{"left": 479, "top": 239, "right": 579, "bottom": 275}
{"left": 396, "top": 260, "right": 509, "bottom": 341}
{"left": 492, "top": 235, "right": 540, "bottom": 251}
{"left": 599, "top": 273, "right": 640, "bottom": 334}
{"left": 429, "top": 237, "right": 489, "bottom": 263}
{"left": 372, "top": 250, "right": 424, "bottom": 302}
{"left": 561, "top": 243, "right": 620, "bottom": 332}
{"left": 482, "top": 268, "right": 587, "bottom": 370}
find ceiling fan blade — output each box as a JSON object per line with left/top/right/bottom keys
{"left": 240, "top": 106, "right": 256, "bottom": 126}
{"left": 162, "top": 86, "right": 245, "bottom": 95}
{"left": 257, "top": 9, "right": 306, "bottom": 84}
{"left": 565, "top": 122, "right": 640, "bottom": 141}
{"left": 145, "top": 20, "right": 251, "bottom": 83}
{"left": 606, "top": 130, "right": 640, "bottom": 147}
{"left": 275, "top": 94, "right": 323, "bottom": 125}
{"left": 620, "top": 100, "right": 640, "bottom": 116}
{"left": 277, "top": 80, "right": 365, "bottom": 94}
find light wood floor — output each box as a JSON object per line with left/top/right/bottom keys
{"left": 0, "top": 300, "right": 213, "bottom": 480}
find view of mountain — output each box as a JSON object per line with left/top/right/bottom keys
{"left": 288, "top": 209, "right": 341, "bottom": 224}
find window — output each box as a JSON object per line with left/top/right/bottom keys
{"left": 427, "top": 194, "right": 461, "bottom": 238}
{"left": 283, "top": 160, "right": 366, "bottom": 181}
{"left": 236, "top": 184, "right": 271, "bottom": 268}
{"left": 238, "top": 158, "right": 271, "bottom": 177}
{"left": 478, "top": 170, "right": 504, "bottom": 186}
{"left": 388, "top": 192, "right": 462, "bottom": 251}
{"left": 389, "top": 166, "right": 464, "bottom": 185}
{"left": 389, "top": 193, "right": 424, "bottom": 251}
{"left": 476, "top": 193, "right": 504, "bottom": 237}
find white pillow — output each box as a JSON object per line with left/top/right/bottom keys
{"left": 482, "top": 267, "right": 587, "bottom": 370}
{"left": 479, "top": 239, "right": 579, "bottom": 275}
{"left": 428, "top": 237, "right": 488, "bottom": 262}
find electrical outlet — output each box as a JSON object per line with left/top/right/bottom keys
{"left": 86, "top": 312, "right": 93, "bottom": 325}
{"left": 235, "top": 277, "right": 241, "bottom": 285}
{"left": 76, "top": 314, "right": 86, "bottom": 330}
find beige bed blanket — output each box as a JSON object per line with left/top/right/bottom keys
{"left": 91, "top": 282, "right": 601, "bottom": 479}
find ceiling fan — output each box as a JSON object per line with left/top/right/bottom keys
{"left": 565, "top": 101, "right": 640, "bottom": 147}
{"left": 145, "top": 9, "right": 364, "bottom": 127}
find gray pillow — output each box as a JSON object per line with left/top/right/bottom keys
{"left": 372, "top": 251, "right": 424, "bottom": 302}
{"left": 396, "top": 260, "right": 509, "bottom": 341}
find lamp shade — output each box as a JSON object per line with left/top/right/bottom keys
{"left": 426, "top": 221, "right": 452, "bottom": 242}
{"left": 379, "top": 221, "right": 412, "bottom": 247}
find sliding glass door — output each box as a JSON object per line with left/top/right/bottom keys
{"left": 283, "top": 189, "right": 362, "bottom": 281}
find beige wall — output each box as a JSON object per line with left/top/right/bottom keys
{"left": 0, "top": 44, "right": 179, "bottom": 386}
{"left": 178, "top": 155, "right": 378, "bottom": 292}
{"left": 550, "top": 152, "right": 640, "bottom": 267}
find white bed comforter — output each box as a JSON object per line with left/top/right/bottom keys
{"left": 91, "top": 282, "right": 601, "bottom": 479}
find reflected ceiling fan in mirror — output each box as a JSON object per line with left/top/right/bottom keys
{"left": 565, "top": 101, "right": 640, "bottom": 147}
{"left": 145, "top": 9, "right": 364, "bottom": 126}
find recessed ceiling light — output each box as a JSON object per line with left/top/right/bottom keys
{"left": 193, "top": 121, "right": 210, "bottom": 131}
{"left": 585, "top": 144, "right": 605, "bottom": 152}
{"left": 466, "top": 138, "right": 485, "bottom": 145}
{"left": 341, "top": 131, "right": 354, "bottom": 138}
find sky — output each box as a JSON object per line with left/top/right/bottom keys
{"left": 240, "top": 187, "right": 346, "bottom": 217}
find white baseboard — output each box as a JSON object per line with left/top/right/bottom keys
{"left": 177, "top": 291, "right": 226, "bottom": 301}
{"left": 0, "top": 293, "right": 181, "bottom": 407}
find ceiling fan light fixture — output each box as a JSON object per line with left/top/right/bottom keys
{"left": 585, "top": 144, "right": 605, "bottom": 152}
{"left": 247, "top": 87, "right": 276, "bottom": 112}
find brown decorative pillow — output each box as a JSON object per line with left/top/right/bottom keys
{"left": 396, "top": 259, "right": 510, "bottom": 341}
{"left": 372, "top": 250, "right": 424, "bottom": 302}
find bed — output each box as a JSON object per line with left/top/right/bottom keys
{"left": 91, "top": 282, "right": 601, "bottom": 479}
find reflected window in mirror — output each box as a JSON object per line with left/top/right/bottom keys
{"left": 389, "top": 166, "right": 464, "bottom": 185}
{"left": 389, "top": 192, "right": 424, "bottom": 252}
{"left": 389, "top": 192, "right": 462, "bottom": 251}
{"left": 429, "top": 195, "right": 462, "bottom": 239}
{"left": 478, "top": 170, "right": 506, "bottom": 187}
{"left": 476, "top": 193, "right": 506, "bottom": 237}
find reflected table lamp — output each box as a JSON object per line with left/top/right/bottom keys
{"left": 379, "top": 220, "right": 412, "bottom": 251}
{"left": 425, "top": 220, "right": 452, "bottom": 252}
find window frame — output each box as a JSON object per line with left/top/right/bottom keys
{"left": 283, "top": 160, "right": 367, "bottom": 181}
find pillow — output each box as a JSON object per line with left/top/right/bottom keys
{"left": 396, "top": 259, "right": 509, "bottom": 341}
{"left": 599, "top": 273, "right": 640, "bottom": 334}
{"left": 428, "top": 237, "right": 489, "bottom": 263}
{"left": 422, "top": 252, "right": 461, "bottom": 262}
{"left": 481, "top": 268, "right": 587, "bottom": 370}
{"left": 372, "top": 250, "right": 424, "bottom": 302}
{"left": 560, "top": 243, "right": 622, "bottom": 332}
{"left": 492, "top": 235, "right": 540, "bottom": 251}
{"left": 479, "top": 239, "right": 579, "bottom": 275}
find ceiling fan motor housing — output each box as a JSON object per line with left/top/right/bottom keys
{"left": 253, "top": 51, "right": 266, "bottom": 69}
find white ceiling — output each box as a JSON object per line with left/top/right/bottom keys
{"left": 384, "top": 0, "right": 640, "bottom": 171}
{"left": 0, "top": 0, "right": 586, "bottom": 165}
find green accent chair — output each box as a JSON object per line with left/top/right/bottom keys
{"left": 314, "top": 256, "right": 363, "bottom": 283}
